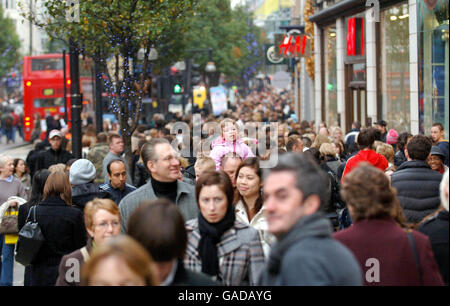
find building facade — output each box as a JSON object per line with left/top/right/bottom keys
{"left": 308, "top": 0, "right": 448, "bottom": 137}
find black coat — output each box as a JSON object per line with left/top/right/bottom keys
{"left": 394, "top": 150, "right": 407, "bottom": 167}
{"left": 72, "top": 183, "right": 112, "bottom": 211}
{"left": 31, "top": 196, "right": 87, "bottom": 286}
{"left": 419, "top": 210, "right": 449, "bottom": 285}
{"left": 35, "top": 148, "right": 74, "bottom": 171}
{"left": 171, "top": 260, "right": 218, "bottom": 286}
{"left": 391, "top": 160, "right": 443, "bottom": 223}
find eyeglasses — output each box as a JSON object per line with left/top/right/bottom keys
{"left": 94, "top": 221, "right": 120, "bottom": 230}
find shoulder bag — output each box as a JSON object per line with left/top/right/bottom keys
{"left": 15, "top": 206, "right": 46, "bottom": 266}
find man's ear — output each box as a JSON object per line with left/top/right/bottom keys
{"left": 147, "top": 160, "right": 154, "bottom": 173}
{"left": 303, "top": 194, "right": 321, "bottom": 215}
{"left": 404, "top": 148, "right": 410, "bottom": 160}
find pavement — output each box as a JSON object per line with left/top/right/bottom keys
{"left": 0, "top": 131, "right": 31, "bottom": 286}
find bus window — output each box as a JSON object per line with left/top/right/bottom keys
{"left": 34, "top": 97, "right": 65, "bottom": 108}
{"left": 32, "top": 58, "right": 63, "bottom": 71}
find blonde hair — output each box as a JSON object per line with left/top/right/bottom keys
{"left": 84, "top": 198, "right": 121, "bottom": 231}
{"left": 194, "top": 157, "right": 216, "bottom": 171}
{"left": 319, "top": 143, "right": 337, "bottom": 158}
{"left": 312, "top": 134, "right": 331, "bottom": 149}
{"left": 81, "top": 235, "right": 158, "bottom": 286}
{"left": 376, "top": 143, "right": 394, "bottom": 164}
{"left": 48, "top": 163, "right": 67, "bottom": 173}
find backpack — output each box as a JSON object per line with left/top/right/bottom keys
{"left": 326, "top": 170, "right": 352, "bottom": 230}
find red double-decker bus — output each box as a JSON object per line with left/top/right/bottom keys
{"left": 22, "top": 54, "right": 93, "bottom": 141}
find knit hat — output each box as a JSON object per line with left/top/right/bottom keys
{"left": 69, "top": 159, "right": 96, "bottom": 185}
{"left": 386, "top": 129, "right": 398, "bottom": 144}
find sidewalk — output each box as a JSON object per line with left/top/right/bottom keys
{"left": 0, "top": 130, "right": 29, "bottom": 154}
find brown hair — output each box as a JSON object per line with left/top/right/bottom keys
{"left": 195, "top": 170, "right": 234, "bottom": 209}
{"left": 286, "top": 135, "right": 302, "bottom": 152}
{"left": 234, "top": 157, "right": 263, "bottom": 216}
{"left": 48, "top": 163, "right": 67, "bottom": 174}
{"left": 81, "top": 235, "right": 157, "bottom": 286}
{"left": 128, "top": 199, "right": 187, "bottom": 262}
{"left": 84, "top": 198, "right": 121, "bottom": 231}
{"left": 108, "top": 133, "right": 122, "bottom": 145}
{"left": 341, "top": 164, "right": 402, "bottom": 223}
{"left": 43, "top": 171, "right": 72, "bottom": 205}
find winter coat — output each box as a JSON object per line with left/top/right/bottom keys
{"left": 391, "top": 160, "right": 442, "bottom": 223}
{"left": 35, "top": 148, "right": 74, "bottom": 171}
{"left": 342, "top": 149, "right": 388, "bottom": 181}
{"left": 209, "top": 139, "right": 254, "bottom": 170}
{"left": 334, "top": 217, "right": 444, "bottom": 286}
{"left": 72, "top": 183, "right": 113, "bottom": 211}
{"left": 184, "top": 218, "right": 265, "bottom": 286}
{"left": 419, "top": 210, "right": 449, "bottom": 285}
{"left": 55, "top": 238, "right": 93, "bottom": 286}
{"left": 86, "top": 142, "right": 109, "bottom": 184}
{"left": 394, "top": 149, "right": 407, "bottom": 167}
{"left": 258, "top": 213, "right": 362, "bottom": 286}
{"left": 31, "top": 196, "right": 87, "bottom": 286}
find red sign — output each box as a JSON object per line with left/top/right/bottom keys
{"left": 278, "top": 35, "right": 310, "bottom": 57}
{"left": 347, "top": 17, "right": 365, "bottom": 56}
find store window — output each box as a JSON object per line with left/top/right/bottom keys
{"left": 325, "top": 25, "right": 338, "bottom": 127}
{"left": 418, "top": 0, "right": 449, "bottom": 138}
{"left": 381, "top": 3, "right": 410, "bottom": 133}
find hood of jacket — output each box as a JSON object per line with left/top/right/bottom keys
{"left": 356, "top": 149, "right": 387, "bottom": 168}
{"left": 72, "top": 182, "right": 102, "bottom": 197}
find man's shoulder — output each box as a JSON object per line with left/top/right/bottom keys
{"left": 120, "top": 183, "right": 153, "bottom": 205}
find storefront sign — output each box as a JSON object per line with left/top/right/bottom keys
{"left": 277, "top": 35, "right": 311, "bottom": 58}
{"left": 347, "top": 17, "right": 365, "bottom": 56}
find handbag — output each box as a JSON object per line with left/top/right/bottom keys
{"left": 0, "top": 207, "right": 19, "bottom": 235}
{"left": 15, "top": 206, "right": 46, "bottom": 266}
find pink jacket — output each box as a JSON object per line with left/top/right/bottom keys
{"left": 210, "top": 138, "right": 255, "bottom": 169}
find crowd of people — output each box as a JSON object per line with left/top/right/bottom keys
{"left": 0, "top": 87, "right": 448, "bottom": 286}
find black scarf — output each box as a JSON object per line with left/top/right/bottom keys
{"left": 150, "top": 176, "right": 178, "bottom": 203}
{"left": 197, "top": 205, "right": 236, "bottom": 277}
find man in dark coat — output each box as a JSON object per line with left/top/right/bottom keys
{"left": 69, "top": 159, "right": 112, "bottom": 211}
{"left": 258, "top": 153, "right": 362, "bottom": 285}
{"left": 127, "top": 199, "right": 218, "bottom": 286}
{"left": 419, "top": 170, "right": 449, "bottom": 285}
{"left": 391, "top": 134, "right": 443, "bottom": 223}
{"left": 35, "top": 129, "right": 74, "bottom": 171}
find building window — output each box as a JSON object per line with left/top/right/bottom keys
{"left": 325, "top": 25, "right": 338, "bottom": 127}
{"left": 380, "top": 3, "right": 410, "bottom": 133}
{"left": 418, "top": 0, "right": 449, "bottom": 138}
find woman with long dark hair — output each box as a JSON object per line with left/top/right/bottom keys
{"left": 17, "top": 169, "right": 51, "bottom": 286}
{"left": 234, "top": 157, "right": 274, "bottom": 259}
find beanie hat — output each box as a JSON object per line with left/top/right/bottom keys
{"left": 69, "top": 159, "right": 96, "bottom": 185}
{"left": 386, "top": 129, "right": 399, "bottom": 145}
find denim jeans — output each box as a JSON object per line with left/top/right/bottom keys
{"left": 0, "top": 235, "right": 15, "bottom": 286}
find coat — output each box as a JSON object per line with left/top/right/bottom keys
{"left": 258, "top": 213, "right": 362, "bottom": 286}
{"left": 235, "top": 200, "right": 275, "bottom": 259}
{"left": 170, "top": 260, "right": 219, "bottom": 286}
{"left": 184, "top": 218, "right": 265, "bottom": 286}
{"left": 71, "top": 182, "right": 112, "bottom": 211}
{"left": 119, "top": 178, "right": 198, "bottom": 233}
{"left": 390, "top": 160, "right": 443, "bottom": 223}
{"left": 86, "top": 142, "right": 109, "bottom": 184}
{"left": 55, "top": 238, "right": 93, "bottom": 286}
{"left": 209, "top": 139, "right": 254, "bottom": 169}
{"left": 418, "top": 210, "right": 449, "bottom": 285}
{"left": 334, "top": 217, "right": 444, "bottom": 286}
{"left": 342, "top": 149, "right": 388, "bottom": 181}
{"left": 31, "top": 196, "right": 87, "bottom": 286}
{"left": 35, "top": 148, "right": 74, "bottom": 171}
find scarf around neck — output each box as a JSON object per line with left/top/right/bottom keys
{"left": 197, "top": 205, "right": 236, "bottom": 277}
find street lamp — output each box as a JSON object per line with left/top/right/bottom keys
{"left": 205, "top": 48, "right": 216, "bottom": 73}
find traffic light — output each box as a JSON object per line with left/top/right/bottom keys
{"left": 173, "top": 83, "right": 182, "bottom": 94}
{"left": 191, "top": 63, "right": 201, "bottom": 87}
{"left": 171, "top": 73, "right": 184, "bottom": 95}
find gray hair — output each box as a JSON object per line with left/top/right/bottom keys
{"left": 0, "top": 154, "right": 12, "bottom": 169}
{"left": 440, "top": 169, "right": 449, "bottom": 212}
{"left": 140, "top": 138, "right": 170, "bottom": 167}
{"left": 263, "top": 153, "right": 329, "bottom": 208}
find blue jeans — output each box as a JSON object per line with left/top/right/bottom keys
{"left": 0, "top": 235, "right": 15, "bottom": 286}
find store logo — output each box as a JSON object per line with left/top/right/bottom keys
{"left": 66, "top": 0, "right": 80, "bottom": 23}
{"left": 278, "top": 35, "right": 309, "bottom": 57}
{"left": 366, "top": 0, "right": 380, "bottom": 22}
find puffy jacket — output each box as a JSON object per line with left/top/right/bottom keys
{"left": 394, "top": 150, "right": 407, "bottom": 167}
{"left": 342, "top": 149, "right": 388, "bottom": 181}
{"left": 391, "top": 160, "right": 442, "bottom": 223}
{"left": 72, "top": 182, "right": 112, "bottom": 211}
{"left": 209, "top": 138, "right": 254, "bottom": 169}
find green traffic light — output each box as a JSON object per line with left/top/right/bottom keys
{"left": 174, "top": 84, "right": 182, "bottom": 93}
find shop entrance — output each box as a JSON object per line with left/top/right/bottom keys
{"left": 345, "top": 62, "right": 368, "bottom": 131}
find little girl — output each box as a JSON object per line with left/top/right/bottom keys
{"left": 210, "top": 118, "right": 254, "bottom": 169}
